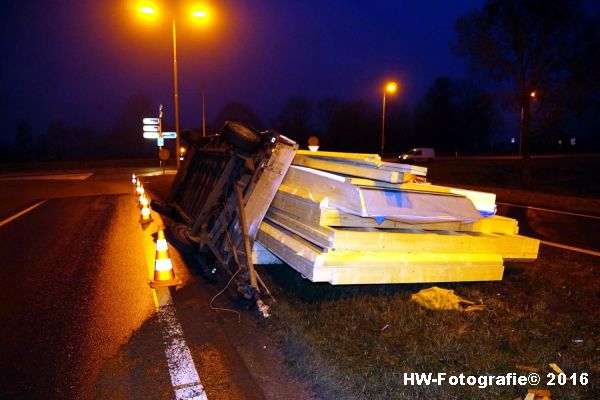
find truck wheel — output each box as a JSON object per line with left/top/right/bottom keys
{"left": 221, "top": 121, "right": 261, "bottom": 152}
{"left": 165, "top": 223, "right": 197, "bottom": 253}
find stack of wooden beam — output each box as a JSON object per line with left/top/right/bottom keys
{"left": 256, "top": 151, "right": 540, "bottom": 285}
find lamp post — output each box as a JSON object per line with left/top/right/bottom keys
{"left": 380, "top": 81, "right": 398, "bottom": 157}
{"left": 139, "top": 4, "right": 208, "bottom": 169}
{"left": 519, "top": 90, "right": 536, "bottom": 157}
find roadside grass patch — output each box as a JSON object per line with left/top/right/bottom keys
{"left": 261, "top": 246, "right": 600, "bottom": 399}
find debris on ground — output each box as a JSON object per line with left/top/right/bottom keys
{"left": 410, "top": 286, "right": 485, "bottom": 311}
{"left": 527, "top": 388, "right": 551, "bottom": 398}
{"left": 548, "top": 363, "right": 564, "bottom": 374}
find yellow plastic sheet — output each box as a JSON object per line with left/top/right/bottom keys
{"left": 411, "top": 286, "right": 485, "bottom": 311}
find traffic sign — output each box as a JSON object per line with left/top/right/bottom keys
{"left": 143, "top": 118, "right": 160, "bottom": 125}
{"left": 159, "top": 148, "right": 170, "bottom": 161}
{"left": 157, "top": 137, "right": 164, "bottom": 147}
{"left": 162, "top": 132, "right": 177, "bottom": 139}
{"left": 143, "top": 125, "right": 159, "bottom": 132}
{"left": 143, "top": 132, "right": 159, "bottom": 139}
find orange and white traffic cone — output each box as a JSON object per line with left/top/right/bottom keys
{"left": 140, "top": 194, "right": 149, "bottom": 208}
{"left": 138, "top": 188, "right": 147, "bottom": 207}
{"left": 135, "top": 180, "right": 142, "bottom": 195}
{"left": 149, "top": 229, "right": 182, "bottom": 288}
{"left": 140, "top": 201, "right": 153, "bottom": 224}
{"left": 131, "top": 173, "right": 137, "bottom": 184}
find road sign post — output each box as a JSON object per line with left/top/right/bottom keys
{"left": 142, "top": 105, "right": 178, "bottom": 166}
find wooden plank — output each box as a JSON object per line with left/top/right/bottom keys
{"left": 265, "top": 207, "right": 334, "bottom": 249}
{"left": 271, "top": 188, "right": 518, "bottom": 235}
{"left": 292, "top": 154, "right": 407, "bottom": 183}
{"left": 295, "top": 150, "right": 382, "bottom": 167}
{"left": 347, "top": 178, "right": 460, "bottom": 195}
{"left": 461, "top": 215, "right": 519, "bottom": 235}
{"left": 343, "top": 178, "right": 497, "bottom": 216}
{"left": 323, "top": 262, "right": 504, "bottom": 285}
{"left": 267, "top": 206, "right": 538, "bottom": 260}
{"left": 380, "top": 161, "right": 427, "bottom": 176}
{"left": 257, "top": 222, "right": 505, "bottom": 285}
{"left": 329, "top": 227, "right": 539, "bottom": 261}
{"left": 282, "top": 166, "right": 365, "bottom": 216}
{"left": 283, "top": 166, "right": 482, "bottom": 223}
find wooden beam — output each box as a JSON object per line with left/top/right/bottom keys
{"left": 380, "top": 161, "right": 427, "bottom": 176}
{"left": 271, "top": 188, "right": 518, "bottom": 235}
{"left": 295, "top": 150, "right": 382, "bottom": 167}
{"left": 266, "top": 206, "right": 539, "bottom": 261}
{"left": 292, "top": 154, "right": 408, "bottom": 183}
{"left": 283, "top": 166, "right": 482, "bottom": 223}
{"left": 257, "top": 222, "right": 505, "bottom": 285}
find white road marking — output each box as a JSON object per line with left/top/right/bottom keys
{"left": 144, "top": 210, "right": 207, "bottom": 400}
{"left": 497, "top": 202, "right": 600, "bottom": 220}
{"left": 156, "top": 294, "right": 208, "bottom": 400}
{"left": 0, "top": 200, "right": 47, "bottom": 228}
{"left": 0, "top": 172, "right": 94, "bottom": 181}
{"left": 541, "top": 240, "right": 600, "bottom": 257}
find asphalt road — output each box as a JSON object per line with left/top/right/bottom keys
{"left": 497, "top": 203, "right": 600, "bottom": 254}
{"left": 0, "top": 169, "right": 311, "bottom": 400}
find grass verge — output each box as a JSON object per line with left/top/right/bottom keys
{"left": 260, "top": 245, "right": 599, "bottom": 399}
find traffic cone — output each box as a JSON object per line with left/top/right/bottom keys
{"left": 135, "top": 180, "right": 142, "bottom": 195}
{"left": 140, "top": 201, "right": 153, "bottom": 224}
{"left": 149, "top": 229, "right": 182, "bottom": 288}
{"left": 140, "top": 194, "right": 149, "bottom": 208}
{"left": 131, "top": 173, "right": 137, "bottom": 184}
{"left": 138, "top": 187, "right": 146, "bottom": 204}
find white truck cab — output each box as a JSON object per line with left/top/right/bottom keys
{"left": 399, "top": 148, "right": 436, "bottom": 162}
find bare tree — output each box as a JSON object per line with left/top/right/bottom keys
{"left": 453, "top": 0, "right": 598, "bottom": 157}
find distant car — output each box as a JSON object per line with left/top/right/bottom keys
{"left": 399, "top": 147, "right": 436, "bottom": 162}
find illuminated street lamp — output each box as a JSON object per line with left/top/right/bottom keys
{"left": 380, "top": 81, "right": 398, "bottom": 156}
{"left": 519, "top": 90, "right": 536, "bottom": 156}
{"left": 138, "top": 3, "right": 209, "bottom": 169}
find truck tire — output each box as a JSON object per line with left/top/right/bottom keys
{"left": 165, "top": 223, "right": 197, "bottom": 253}
{"left": 221, "top": 121, "right": 261, "bottom": 152}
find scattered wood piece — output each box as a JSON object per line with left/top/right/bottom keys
{"left": 528, "top": 388, "right": 551, "bottom": 397}
{"left": 548, "top": 363, "right": 564, "bottom": 374}
{"left": 515, "top": 365, "right": 540, "bottom": 373}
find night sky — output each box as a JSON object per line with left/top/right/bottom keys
{"left": 0, "top": 0, "right": 488, "bottom": 143}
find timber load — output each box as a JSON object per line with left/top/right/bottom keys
{"left": 256, "top": 150, "right": 540, "bottom": 285}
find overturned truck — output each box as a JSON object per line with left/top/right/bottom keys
{"left": 152, "top": 121, "right": 539, "bottom": 311}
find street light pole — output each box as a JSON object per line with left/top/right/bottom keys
{"left": 138, "top": 4, "right": 208, "bottom": 168}
{"left": 380, "top": 91, "right": 387, "bottom": 156}
{"left": 519, "top": 104, "right": 524, "bottom": 156}
{"left": 380, "top": 81, "right": 398, "bottom": 157}
{"left": 172, "top": 18, "right": 181, "bottom": 169}
{"left": 519, "top": 91, "right": 536, "bottom": 157}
